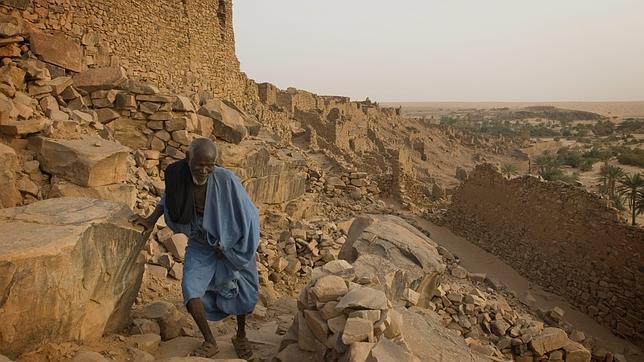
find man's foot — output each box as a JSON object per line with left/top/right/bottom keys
{"left": 231, "top": 335, "right": 253, "bottom": 359}
{"left": 191, "top": 340, "right": 219, "bottom": 357}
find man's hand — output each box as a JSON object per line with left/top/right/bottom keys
{"left": 129, "top": 214, "right": 155, "bottom": 232}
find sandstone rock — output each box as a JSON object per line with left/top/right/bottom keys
{"left": 342, "top": 317, "right": 374, "bottom": 344}
{"left": 399, "top": 308, "right": 491, "bottom": 361}
{"left": 491, "top": 319, "right": 510, "bottom": 337}
{"left": 35, "top": 136, "right": 130, "bottom": 187}
{"left": 48, "top": 76, "right": 73, "bottom": 95}
{"left": 529, "top": 328, "right": 568, "bottom": 356}
{"left": 319, "top": 301, "right": 343, "bottom": 320}
{"left": 73, "top": 66, "right": 127, "bottom": 92}
{"left": 71, "top": 351, "right": 109, "bottom": 362}
{"left": 122, "top": 80, "right": 159, "bottom": 95}
{"left": 127, "top": 348, "right": 154, "bottom": 362}
{"left": 219, "top": 140, "right": 306, "bottom": 204}
{"left": 0, "top": 144, "right": 20, "bottom": 208}
{"left": 173, "top": 95, "right": 196, "bottom": 112}
{"left": 348, "top": 342, "right": 375, "bottom": 362}
{"left": 96, "top": 108, "right": 120, "bottom": 123}
{"left": 274, "top": 343, "right": 323, "bottom": 362}
{"left": 297, "top": 312, "right": 327, "bottom": 353}
{"left": 156, "top": 337, "right": 202, "bottom": 359}
{"left": 30, "top": 32, "right": 82, "bottom": 72}
{"left": 0, "top": 118, "right": 50, "bottom": 136}
{"left": 128, "top": 333, "right": 161, "bottom": 354}
{"left": 142, "top": 301, "right": 184, "bottom": 341}
{"left": 368, "top": 337, "right": 419, "bottom": 362}
{"left": 0, "top": 198, "right": 146, "bottom": 358}
{"left": 562, "top": 340, "right": 591, "bottom": 362}
{"left": 108, "top": 118, "right": 150, "bottom": 149}
{"left": 145, "top": 264, "right": 167, "bottom": 279}
{"left": 0, "top": 65, "right": 25, "bottom": 89}
{"left": 327, "top": 315, "right": 347, "bottom": 334}
{"left": 198, "top": 99, "right": 248, "bottom": 144}
{"left": 339, "top": 215, "right": 445, "bottom": 307}
{"left": 451, "top": 265, "right": 468, "bottom": 279}
{"left": 383, "top": 309, "right": 402, "bottom": 339}
{"left": 169, "top": 263, "right": 183, "bottom": 280}
{"left": 310, "top": 275, "right": 348, "bottom": 303}
{"left": 303, "top": 310, "right": 328, "bottom": 344}
{"left": 162, "top": 234, "right": 188, "bottom": 261}
{"left": 130, "top": 318, "right": 161, "bottom": 335}
{"left": 335, "top": 287, "right": 387, "bottom": 312}
{"left": 16, "top": 175, "right": 38, "bottom": 196}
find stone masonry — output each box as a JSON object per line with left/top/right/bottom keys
{"left": 0, "top": 0, "right": 247, "bottom": 102}
{"left": 445, "top": 164, "right": 644, "bottom": 346}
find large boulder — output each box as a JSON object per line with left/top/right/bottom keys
{"left": 0, "top": 143, "right": 20, "bottom": 208}
{"left": 219, "top": 140, "right": 306, "bottom": 205}
{"left": 34, "top": 136, "right": 130, "bottom": 187}
{"left": 198, "top": 99, "right": 248, "bottom": 144}
{"left": 339, "top": 215, "right": 446, "bottom": 307}
{"left": 30, "top": 32, "right": 82, "bottom": 72}
{"left": 0, "top": 197, "right": 147, "bottom": 358}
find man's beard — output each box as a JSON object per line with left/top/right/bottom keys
{"left": 192, "top": 174, "right": 208, "bottom": 186}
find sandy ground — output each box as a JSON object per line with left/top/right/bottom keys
{"left": 412, "top": 216, "right": 644, "bottom": 362}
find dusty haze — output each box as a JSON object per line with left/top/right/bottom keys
{"left": 234, "top": 1, "right": 644, "bottom": 102}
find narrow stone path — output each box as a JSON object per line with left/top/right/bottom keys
{"left": 412, "top": 216, "right": 643, "bottom": 362}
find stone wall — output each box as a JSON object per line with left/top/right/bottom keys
{"left": 444, "top": 164, "right": 644, "bottom": 345}
{"left": 0, "top": 0, "right": 247, "bottom": 102}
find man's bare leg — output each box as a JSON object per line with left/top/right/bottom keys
{"left": 232, "top": 314, "right": 252, "bottom": 359}
{"left": 187, "top": 298, "right": 218, "bottom": 357}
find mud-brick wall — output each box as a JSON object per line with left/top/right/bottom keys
{"left": 1, "top": 0, "right": 246, "bottom": 102}
{"left": 445, "top": 164, "right": 644, "bottom": 345}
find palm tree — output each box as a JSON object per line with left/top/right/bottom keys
{"left": 617, "top": 173, "right": 644, "bottom": 226}
{"left": 600, "top": 165, "right": 624, "bottom": 198}
{"left": 501, "top": 164, "right": 517, "bottom": 179}
{"left": 535, "top": 153, "right": 563, "bottom": 181}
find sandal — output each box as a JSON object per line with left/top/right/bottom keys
{"left": 231, "top": 335, "right": 253, "bottom": 360}
{"left": 191, "top": 340, "right": 219, "bottom": 357}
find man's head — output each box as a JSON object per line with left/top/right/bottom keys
{"left": 187, "top": 138, "right": 218, "bottom": 185}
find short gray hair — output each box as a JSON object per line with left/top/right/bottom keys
{"left": 188, "top": 137, "right": 218, "bottom": 159}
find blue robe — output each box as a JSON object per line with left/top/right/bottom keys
{"left": 161, "top": 167, "right": 260, "bottom": 321}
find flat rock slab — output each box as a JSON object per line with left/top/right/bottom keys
{"left": 72, "top": 65, "right": 127, "bottom": 92}
{"left": 198, "top": 99, "right": 248, "bottom": 144}
{"left": 0, "top": 197, "right": 146, "bottom": 358}
{"left": 35, "top": 136, "right": 130, "bottom": 187}
{"left": 156, "top": 337, "right": 239, "bottom": 360}
{"left": 30, "top": 32, "right": 82, "bottom": 72}
{"left": 400, "top": 307, "right": 493, "bottom": 361}
{"left": 335, "top": 286, "right": 387, "bottom": 311}
{"left": 49, "top": 179, "right": 137, "bottom": 209}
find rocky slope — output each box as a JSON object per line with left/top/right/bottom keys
{"left": 0, "top": 4, "right": 639, "bottom": 362}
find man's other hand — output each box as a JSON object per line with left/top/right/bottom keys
{"left": 129, "top": 214, "right": 155, "bottom": 232}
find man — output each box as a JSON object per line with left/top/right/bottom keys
{"left": 132, "top": 138, "right": 259, "bottom": 359}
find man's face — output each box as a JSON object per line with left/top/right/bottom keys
{"left": 188, "top": 149, "right": 216, "bottom": 185}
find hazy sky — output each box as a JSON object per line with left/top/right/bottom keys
{"left": 233, "top": 1, "right": 644, "bottom": 102}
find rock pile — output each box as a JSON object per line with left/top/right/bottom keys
{"left": 275, "top": 260, "right": 416, "bottom": 361}
{"left": 139, "top": 218, "right": 188, "bottom": 281}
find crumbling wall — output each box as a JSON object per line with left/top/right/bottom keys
{"left": 445, "top": 164, "right": 644, "bottom": 344}
{"left": 0, "top": 0, "right": 246, "bottom": 102}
